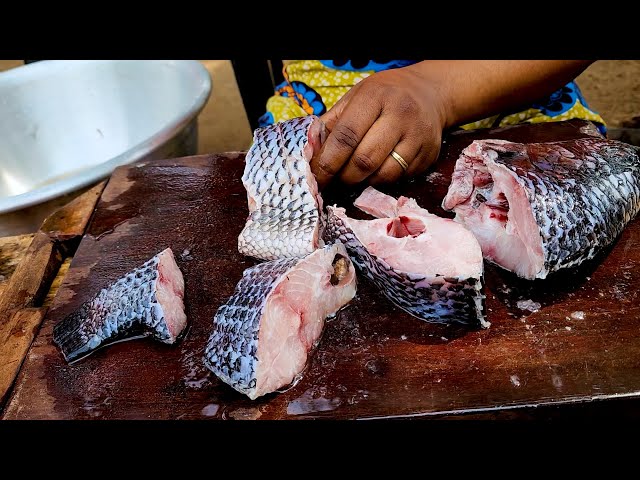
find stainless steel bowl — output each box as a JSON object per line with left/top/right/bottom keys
{"left": 0, "top": 60, "right": 212, "bottom": 213}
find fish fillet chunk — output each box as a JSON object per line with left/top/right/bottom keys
{"left": 53, "top": 248, "right": 187, "bottom": 363}
{"left": 238, "top": 115, "right": 327, "bottom": 261}
{"left": 204, "top": 242, "right": 356, "bottom": 400}
{"left": 442, "top": 137, "right": 640, "bottom": 279}
{"left": 325, "top": 187, "right": 487, "bottom": 327}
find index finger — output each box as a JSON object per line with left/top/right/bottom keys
{"left": 312, "top": 96, "right": 382, "bottom": 189}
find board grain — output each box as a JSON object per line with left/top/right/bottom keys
{"left": 5, "top": 120, "right": 640, "bottom": 420}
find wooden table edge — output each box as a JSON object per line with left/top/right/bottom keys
{"left": 0, "top": 181, "right": 107, "bottom": 412}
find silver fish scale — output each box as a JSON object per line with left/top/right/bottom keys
{"left": 486, "top": 138, "right": 640, "bottom": 278}
{"left": 239, "top": 116, "right": 324, "bottom": 261}
{"left": 325, "top": 207, "right": 487, "bottom": 328}
{"left": 52, "top": 252, "right": 178, "bottom": 362}
{"left": 203, "top": 256, "right": 300, "bottom": 397}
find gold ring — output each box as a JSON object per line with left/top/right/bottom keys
{"left": 390, "top": 150, "right": 408, "bottom": 171}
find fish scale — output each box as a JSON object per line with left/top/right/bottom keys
{"left": 444, "top": 137, "right": 640, "bottom": 279}
{"left": 324, "top": 185, "right": 488, "bottom": 328}
{"left": 325, "top": 208, "right": 487, "bottom": 327}
{"left": 204, "top": 256, "right": 298, "bottom": 396}
{"left": 239, "top": 115, "right": 327, "bottom": 261}
{"left": 52, "top": 248, "right": 187, "bottom": 363}
{"left": 204, "top": 242, "right": 356, "bottom": 400}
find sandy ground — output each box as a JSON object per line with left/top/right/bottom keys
{"left": 576, "top": 60, "right": 640, "bottom": 128}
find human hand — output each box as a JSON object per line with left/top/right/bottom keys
{"left": 311, "top": 63, "right": 448, "bottom": 189}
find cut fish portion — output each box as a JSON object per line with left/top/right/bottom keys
{"left": 442, "top": 137, "right": 640, "bottom": 279}
{"left": 239, "top": 115, "right": 327, "bottom": 261}
{"left": 53, "top": 248, "right": 187, "bottom": 363}
{"left": 204, "top": 242, "right": 356, "bottom": 400}
{"left": 326, "top": 187, "right": 487, "bottom": 327}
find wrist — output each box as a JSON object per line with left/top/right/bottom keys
{"left": 407, "top": 61, "right": 457, "bottom": 130}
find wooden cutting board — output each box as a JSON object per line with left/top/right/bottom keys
{"left": 5, "top": 120, "right": 640, "bottom": 420}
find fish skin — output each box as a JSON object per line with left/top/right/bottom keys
{"left": 238, "top": 115, "right": 327, "bottom": 261}
{"left": 203, "top": 257, "right": 296, "bottom": 398}
{"left": 325, "top": 206, "right": 488, "bottom": 328}
{"left": 443, "top": 137, "right": 640, "bottom": 279}
{"left": 204, "top": 242, "right": 356, "bottom": 400}
{"left": 52, "top": 248, "right": 186, "bottom": 363}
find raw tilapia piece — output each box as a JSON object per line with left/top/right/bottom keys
{"left": 53, "top": 248, "right": 187, "bottom": 363}
{"left": 442, "top": 137, "right": 640, "bottom": 280}
{"left": 204, "top": 242, "right": 356, "bottom": 400}
{"left": 325, "top": 187, "right": 487, "bottom": 327}
{"left": 238, "top": 115, "right": 327, "bottom": 261}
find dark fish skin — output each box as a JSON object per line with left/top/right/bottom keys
{"left": 204, "top": 256, "right": 298, "bottom": 398}
{"left": 324, "top": 207, "right": 487, "bottom": 328}
{"left": 52, "top": 248, "right": 186, "bottom": 363}
{"left": 203, "top": 242, "right": 356, "bottom": 400}
{"left": 444, "top": 137, "right": 640, "bottom": 279}
{"left": 239, "top": 115, "right": 327, "bottom": 261}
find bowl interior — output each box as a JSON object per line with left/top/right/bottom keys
{"left": 0, "top": 60, "right": 211, "bottom": 210}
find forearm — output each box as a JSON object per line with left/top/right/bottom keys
{"left": 409, "top": 60, "right": 594, "bottom": 129}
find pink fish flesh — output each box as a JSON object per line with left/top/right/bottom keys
{"left": 204, "top": 242, "right": 357, "bottom": 400}
{"left": 442, "top": 137, "right": 640, "bottom": 279}
{"left": 325, "top": 187, "right": 487, "bottom": 327}
{"left": 53, "top": 248, "right": 187, "bottom": 363}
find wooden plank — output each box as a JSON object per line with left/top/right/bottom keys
{"left": 0, "top": 181, "right": 107, "bottom": 409}
{"left": 0, "top": 184, "right": 97, "bottom": 238}
{"left": 0, "top": 234, "right": 35, "bottom": 281}
{"left": 7, "top": 120, "right": 640, "bottom": 420}
{"left": 0, "top": 234, "right": 35, "bottom": 299}
{"left": 0, "top": 246, "right": 71, "bottom": 307}
{"left": 40, "top": 181, "right": 106, "bottom": 241}
{"left": 0, "top": 232, "right": 63, "bottom": 327}
{"left": 0, "top": 181, "right": 106, "bottom": 321}
{"left": 43, "top": 258, "right": 72, "bottom": 308}
{"left": 0, "top": 308, "right": 46, "bottom": 407}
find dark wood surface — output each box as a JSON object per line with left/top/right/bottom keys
{"left": 0, "top": 234, "right": 35, "bottom": 298}
{"left": 5, "top": 120, "right": 640, "bottom": 420}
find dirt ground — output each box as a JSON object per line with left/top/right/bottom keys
{"left": 576, "top": 60, "right": 640, "bottom": 128}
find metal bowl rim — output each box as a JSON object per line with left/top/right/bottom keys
{"left": 0, "top": 60, "right": 213, "bottom": 214}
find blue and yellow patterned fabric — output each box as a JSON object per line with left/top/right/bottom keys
{"left": 259, "top": 60, "right": 606, "bottom": 134}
